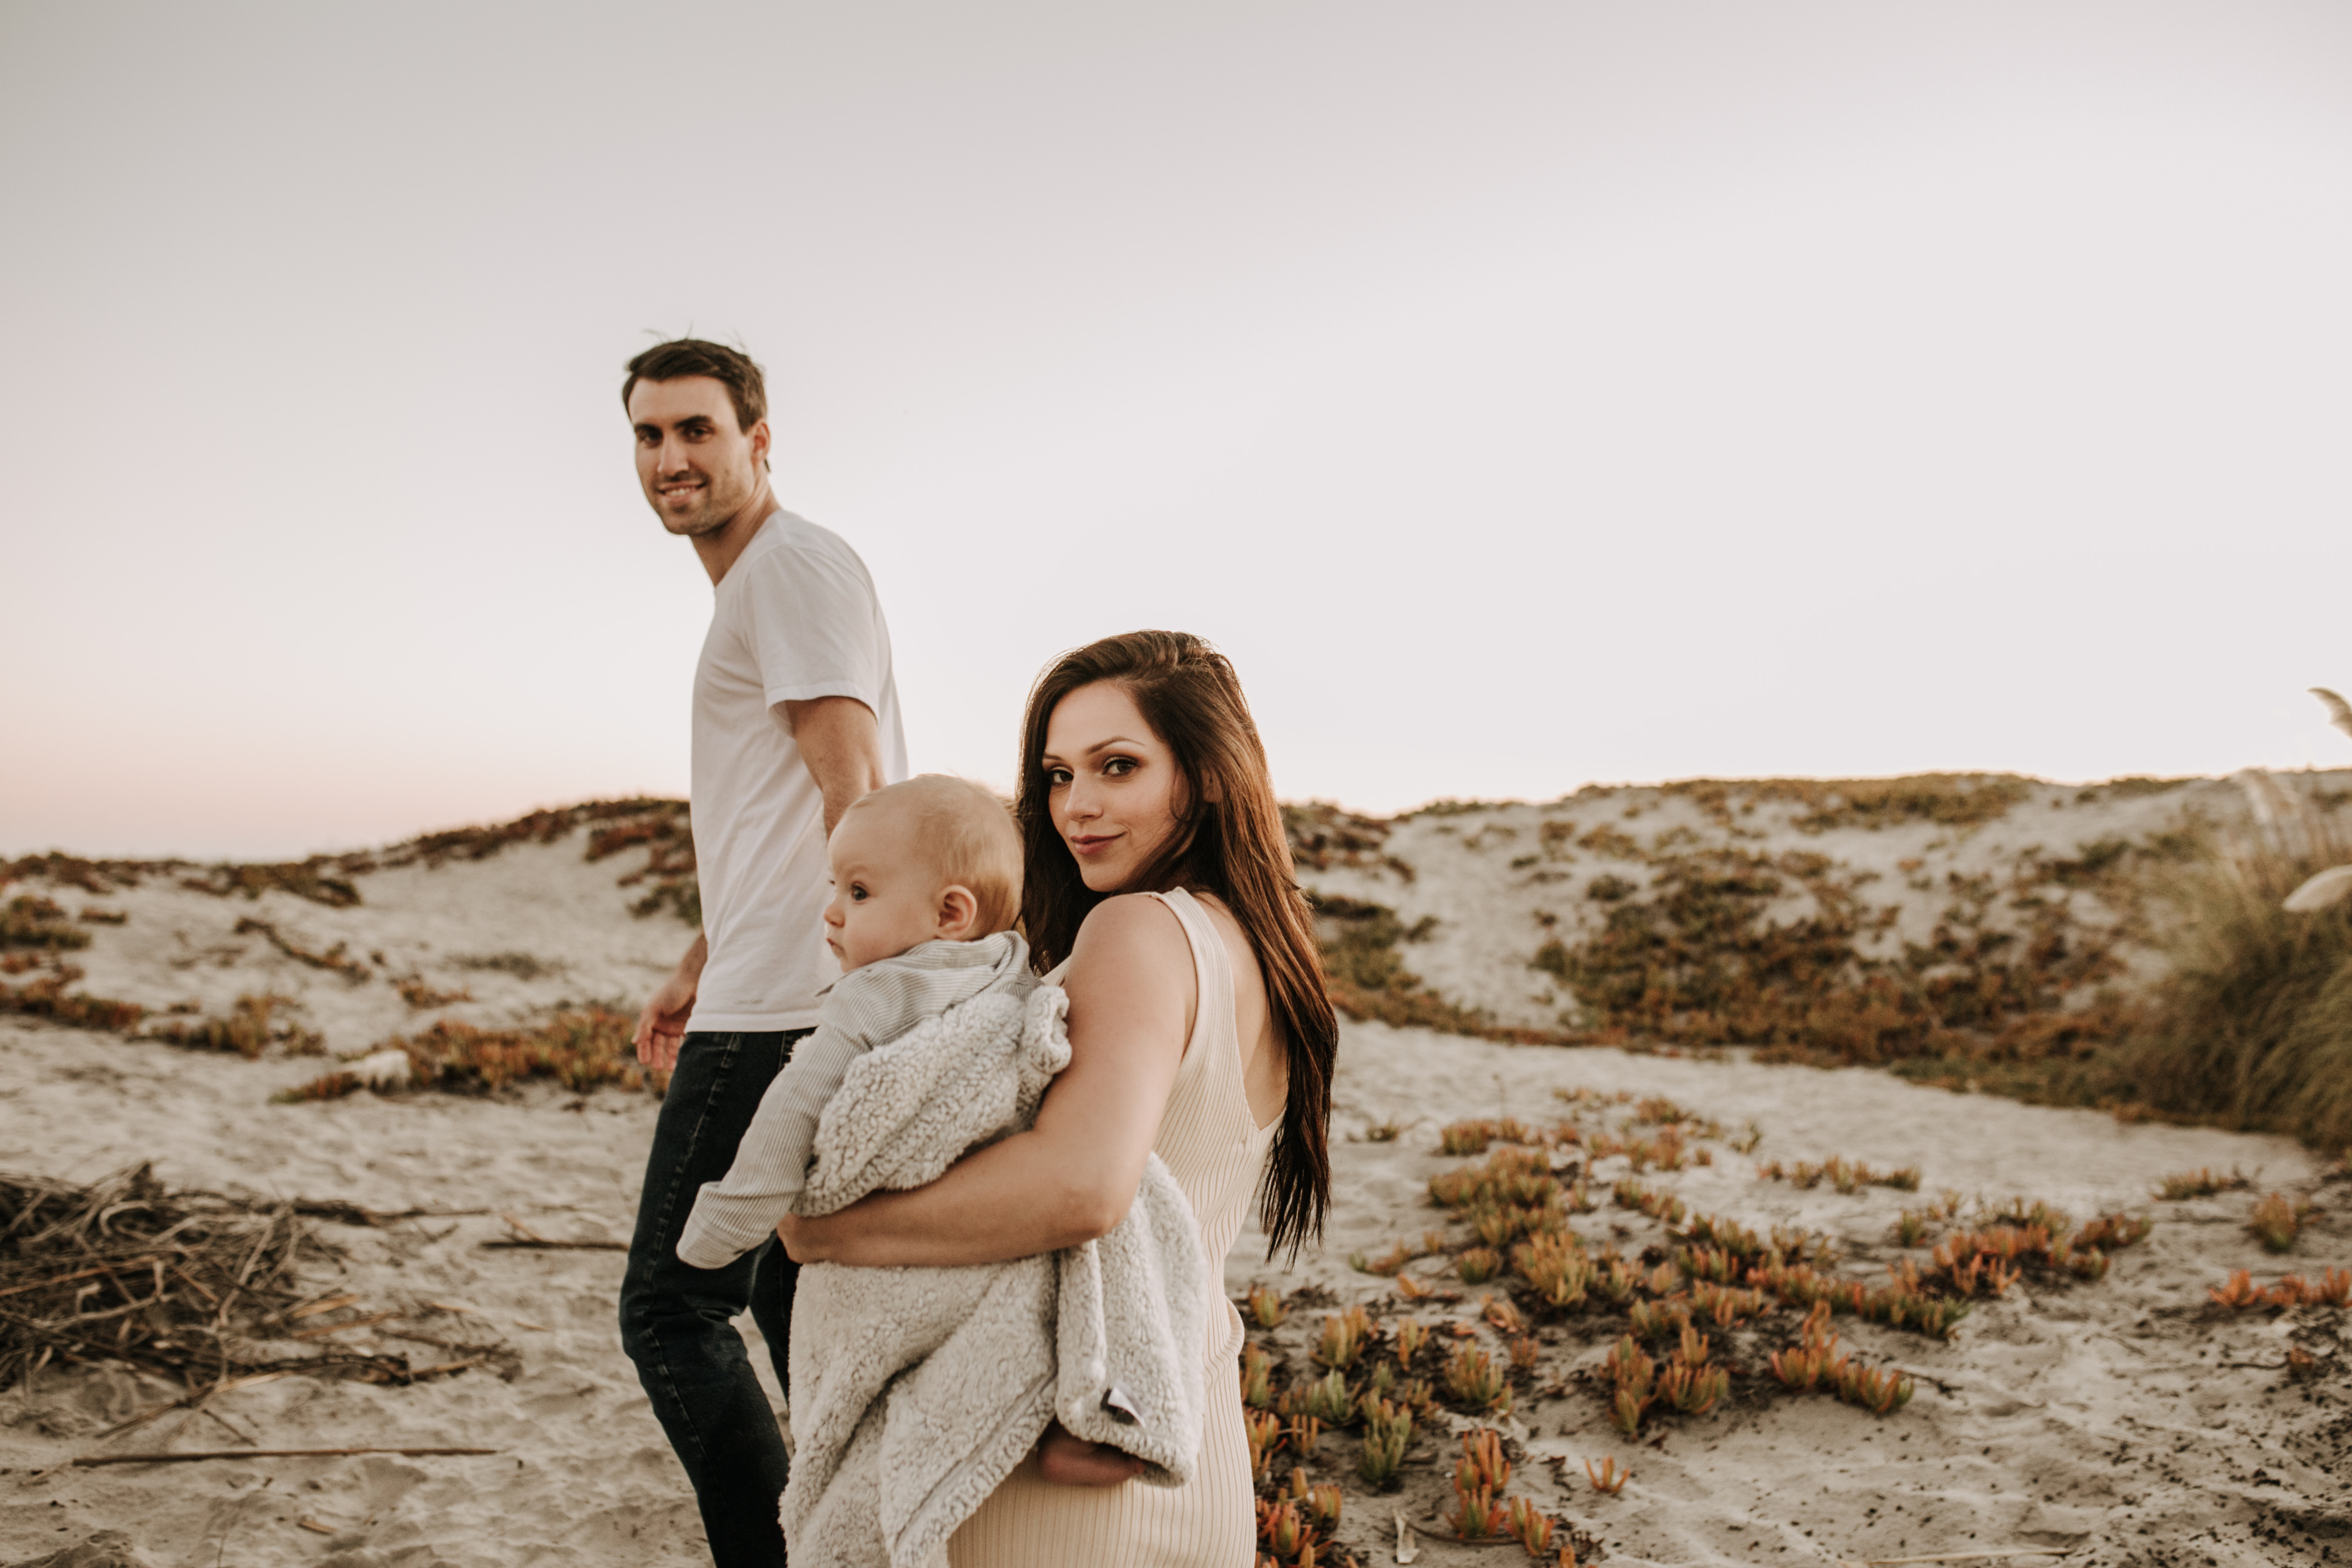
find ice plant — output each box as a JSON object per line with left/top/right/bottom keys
{"left": 1625, "top": 1300, "right": 1685, "bottom": 1341}
{"left": 2210, "top": 1269, "right": 2263, "bottom": 1309}
{"left": 1244, "top": 1408, "right": 1284, "bottom": 1479}
{"left": 1442, "top": 1119, "right": 1498, "bottom": 1155}
{"left": 1394, "top": 1317, "right": 1428, "bottom": 1365}
{"left": 2248, "top": 1193, "right": 2313, "bottom": 1253}
{"left": 1458, "top": 1247, "right": 1504, "bottom": 1285}
{"left": 1834, "top": 1361, "right": 1914, "bottom": 1415}
{"left": 1594, "top": 1258, "right": 1638, "bottom": 1307}
{"left": 1513, "top": 1232, "right": 1591, "bottom": 1308}
{"left": 1240, "top": 1343, "right": 1274, "bottom": 1408}
{"left": 1445, "top": 1484, "right": 1510, "bottom": 1541}
{"left": 1444, "top": 1344, "right": 1511, "bottom": 1412}
{"left": 1315, "top": 1305, "right": 1374, "bottom": 1370}
{"left": 1301, "top": 1368, "right": 1354, "bottom": 1425}
{"left": 1357, "top": 1398, "right": 1413, "bottom": 1487}
{"left": 1656, "top": 1360, "right": 1728, "bottom": 1417}
{"left": 1505, "top": 1497, "right": 1554, "bottom": 1557}
{"left": 1481, "top": 1293, "right": 1527, "bottom": 1335}
{"left": 2156, "top": 1167, "right": 2248, "bottom": 1200}
{"left": 1247, "top": 1284, "right": 1288, "bottom": 1329}
{"left": 2074, "top": 1212, "right": 2152, "bottom": 1252}
{"left": 1584, "top": 1456, "right": 1631, "bottom": 1496}
{"left": 1259, "top": 1499, "right": 1308, "bottom": 1560}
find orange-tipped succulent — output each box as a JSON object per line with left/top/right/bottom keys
{"left": 1584, "top": 1455, "right": 1631, "bottom": 1496}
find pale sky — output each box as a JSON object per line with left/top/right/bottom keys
{"left": 5, "top": 3, "right": 2349, "bottom": 859}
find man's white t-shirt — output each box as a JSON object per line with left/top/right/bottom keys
{"left": 686, "top": 510, "right": 908, "bottom": 1034}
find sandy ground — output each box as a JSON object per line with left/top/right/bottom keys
{"left": 5, "top": 805, "right": 2351, "bottom": 1567}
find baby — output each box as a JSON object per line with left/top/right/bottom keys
{"left": 680, "top": 773, "right": 1167, "bottom": 1510}
{"left": 676, "top": 773, "right": 1035, "bottom": 1269}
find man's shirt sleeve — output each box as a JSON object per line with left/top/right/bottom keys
{"left": 742, "top": 543, "right": 888, "bottom": 714}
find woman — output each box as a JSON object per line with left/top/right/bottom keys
{"left": 777, "top": 629, "right": 1338, "bottom": 1564}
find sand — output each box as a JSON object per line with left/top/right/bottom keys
{"left": 4, "top": 791, "right": 2349, "bottom": 1568}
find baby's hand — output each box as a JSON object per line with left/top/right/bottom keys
{"left": 1037, "top": 1421, "right": 1147, "bottom": 1487}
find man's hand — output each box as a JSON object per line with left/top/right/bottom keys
{"left": 635, "top": 933, "right": 708, "bottom": 1071}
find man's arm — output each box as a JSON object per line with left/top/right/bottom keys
{"left": 783, "top": 695, "right": 886, "bottom": 831}
{"left": 634, "top": 698, "right": 881, "bottom": 1072}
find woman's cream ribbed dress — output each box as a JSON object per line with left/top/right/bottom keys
{"left": 948, "top": 888, "right": 1277, "bottom": 1568}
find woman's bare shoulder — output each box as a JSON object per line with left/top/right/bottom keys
{"left": 1064, "top": 894, "right": 1198, "bottom": 1041}
{"left": 1069, "top": 891, "right": 1191, "bottom": 966}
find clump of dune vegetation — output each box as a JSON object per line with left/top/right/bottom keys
{"left": 1310, "top": 893, "right": 1563, "bottom": 1044}
{"left": 2114, "top": 837, "right": 2352, "bottom": 1151}
{"left": 2105, "top": 705, "right": 2352, "bottom": 1155}
{"left": 279, "top": 1007, "right": 653, "bottom": 1102}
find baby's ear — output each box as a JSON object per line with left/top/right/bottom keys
{"left": 937, "top": 885, "right": 981, "bottom": 939}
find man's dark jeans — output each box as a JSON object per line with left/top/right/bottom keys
{"left": 621, "top": 1027, "right": 810, "bottom": 1568}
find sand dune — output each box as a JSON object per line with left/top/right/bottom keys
{"left": 5, "top": 784, "right": 2349, "bottom": 1567}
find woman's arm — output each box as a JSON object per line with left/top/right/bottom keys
{"left": 777, "top": 894, "right": 1196, "bottom": 1267}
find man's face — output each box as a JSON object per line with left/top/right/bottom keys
{"left": 628, "top": 376, "right": 768, "bottom": 538}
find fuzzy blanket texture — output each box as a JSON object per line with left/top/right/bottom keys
{"left": 780, "top": 981, "right": 1207, "bottom": 1568}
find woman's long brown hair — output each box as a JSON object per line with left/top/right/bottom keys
{"left": 1016, "top": 630, "right": 1337, "bottom": 1262}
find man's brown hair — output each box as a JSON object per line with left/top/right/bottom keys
{"left": 622, "top": 338, "right": 768, "bottom": 435}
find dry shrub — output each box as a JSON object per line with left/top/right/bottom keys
{"left": 1, "top": 852, "right": 173, "bottom": 896}
{"left": 1658, "top": 774, "right": 2034, "bottom": 833}
{"left": 181, "top": 861, "right": 364, "bottom": 907}
{"left": 235, "top": 916, "right": 371, "bottom": 981}
{"left": 0, "top": 969, "right": 145, "bottom": 1031}
{"left": 1537, "top": 844, "right": 2131, "bottom": 1066}
{"left": 1312, "top": 894, "right": 1565, "bottom": 1043}
{"left": 395, "top": 975, "right": 475, "bottom": 1009}
{"left": 1, "top": 894, "right": 92, "bottom": 951}
{"left": 2115, "top": 834, "right": 2352, "bottom": 1153}
{"left": 387, "top": 1007, "right": 653, "bottom": 1094}
{"left": 1282, "top": 801, "right": 1414, "bottom": 881}
{"left": 361, "top": 798, "right": 702, "bottom": 925}
{"left": 147, "top": 992, "right": 321, "bottom": 1058}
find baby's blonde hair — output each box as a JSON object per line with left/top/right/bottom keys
{"left": 847, "top": 775, "right": 1023, "bottom": 935}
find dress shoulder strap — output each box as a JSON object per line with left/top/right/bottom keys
{"left": 1140, "top": 889, "right": 1240, "bottom": 1077}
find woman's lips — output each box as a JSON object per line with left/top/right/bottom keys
{"left": 1070, "top": 834, "right": 1118, "bottom": 856}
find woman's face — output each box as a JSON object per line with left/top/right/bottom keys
{"left": 1042, "top": 680, "right": 1187, "bottom": 894}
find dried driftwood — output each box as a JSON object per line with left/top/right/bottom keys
{"left": 73, "top": 1445, "right": 498, "bottom": 1467}
{"left": 0, "top": 1164, "right": 427, "bottom": 1393}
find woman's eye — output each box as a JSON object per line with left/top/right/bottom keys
{"left": 1045, "top": 768, "right": 1071, "bottom": 787}
{"left": 1103, "top": 757, "right": 1135, "bottom": 777}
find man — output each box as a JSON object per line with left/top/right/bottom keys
{"left": 616, "top": 338, "right": 906, "bottom": 1568}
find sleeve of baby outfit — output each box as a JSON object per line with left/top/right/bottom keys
{"left": 740, "top": 538, "right": 887, "bottom": 714}
{"left": 673, "top": 958, "right": 932, "bottom": 1268}
{"left": 674, "top": 1024, "right": 866, "bottom": 1269}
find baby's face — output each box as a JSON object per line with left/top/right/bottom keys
{"left": 822, "top": 804, "right": 955, "bottom": 971}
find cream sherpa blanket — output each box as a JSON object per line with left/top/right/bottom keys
{"left": 781, "top": 981, "right": 1208, "bottom": 1568}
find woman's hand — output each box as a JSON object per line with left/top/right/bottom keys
{"left": 1036, "top": 1422, "right": 1148, "bottom": 1487}
{"left": 774, "top": 1214, "right": 821, "bottom": 1263}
